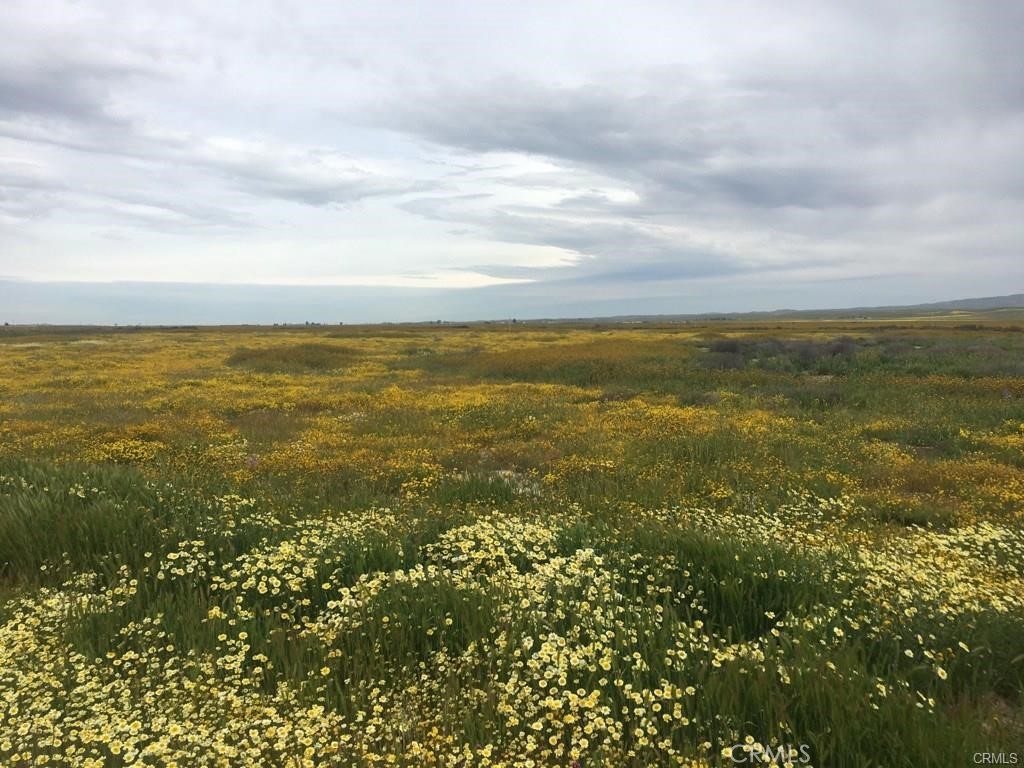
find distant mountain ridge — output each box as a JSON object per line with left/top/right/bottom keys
{"left": 910, "top": 293, "right": 1024, "bottom": 311}
{"left": 574, "top": 293, "right": 1024, "bottom": 323}
{"left": 748, "top": 293, "right": 1024, "bottom": 317}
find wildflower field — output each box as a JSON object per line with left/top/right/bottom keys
{"left": 1, "top": 317, "right": 1023, "bottom": 767}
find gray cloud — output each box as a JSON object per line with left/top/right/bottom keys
{"left": 0, "top": 116, "right": 422, "bottom": 211}
{"left": 0, "top": 157, "right": 65, "bottom": 220}
{"left": 0, "top": 152, "right": 249, "bottom": 232}
{"left": 401, "top": 194, "right": 750, "bottom": 286}
{"left": 180, "top": 140, "right": 425, "bottom": 206}
{"left": 0, "top": 31, "right": 419, "bottom": 214}
{"left": 386, "top": 66, "right": 1022, "bottom": 213}
{"left": 378, "top": 11, "right": 1024, "bottom": 292}
{"left": 0, "top": 64, "right": 111, "bottom": 122}
{"left": 0, "top": 45, "right": 159, "bottom": 125}
{"left": 0, "top": 0, "right": 1021, "bottom": 313}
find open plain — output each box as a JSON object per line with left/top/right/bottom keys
{"left": 2, "top": 316, "right": 1023, "bottom": 766}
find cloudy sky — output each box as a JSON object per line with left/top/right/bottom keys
{"left": 1, "top": 0, "right": 1022, "bottom": 322}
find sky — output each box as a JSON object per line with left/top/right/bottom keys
{"left": 1, "top": 0, "right": 1022, "bottom": 323}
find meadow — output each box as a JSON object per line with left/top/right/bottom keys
{"left": 1, "top": 316, "right": 1023, "bottom": 767}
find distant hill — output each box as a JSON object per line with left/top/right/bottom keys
{"left": 912, "top": 293, "right": 1024, "bottom": 311}
{"left": 567, "top": 293, "right": 1024, "bottom": 324}
{"left": 752, "top": 292, "right": 1024, "bottom": 318}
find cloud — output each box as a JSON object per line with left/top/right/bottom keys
{"left": 178, "top": 136, "right": 424, "bottom": 206}
{"left": 0, "top": 149, "right": 250, "bottom": 232}
{"left": 0, "top": 61, "right": 122, "bottom": 122}
{"left": 385, "top": 66, "right": 1021, "bottom": 213}
{"left": 378, "top": 16, "right": 1024, "bottom": 291}
{"left": 0, "top": 8, "right": 421, "bottom": 217}
{"left": 400, "top": 192, "right": 767, "bottom": 295}
{"left": 0, "top": 156, "right": 67, "bottom": 221}
{"left": 0, "top": 117, "right": 421, "bottom": 213}
{"left": 0, "top": 0, "right": 1021, "bottom": 313}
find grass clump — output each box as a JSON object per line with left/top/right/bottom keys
{"left": 226, "top": 342, "right": 357, "bottom": 373}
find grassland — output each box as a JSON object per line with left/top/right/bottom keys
{"left": 1, "top": 317, "right": 1023, "bottom": 767}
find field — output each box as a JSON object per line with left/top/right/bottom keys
{"left": 2, "top": 317, "right": 1024, "bottom": 767}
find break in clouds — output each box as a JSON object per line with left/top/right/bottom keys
{"left": 1, "top": 0, "right": 1022, "bottom": 321}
